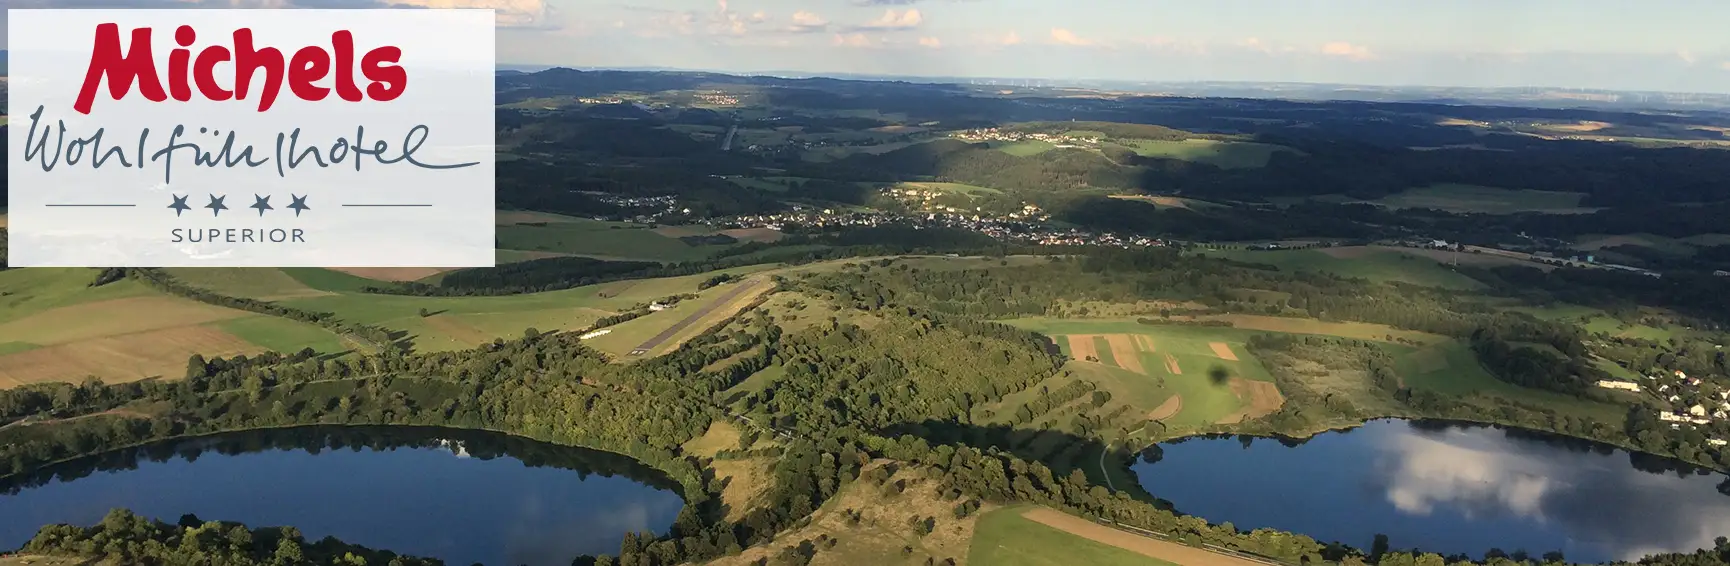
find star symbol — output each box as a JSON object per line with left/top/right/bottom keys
{"left": 205, "top": 194, "right": 228, "bottom": 217}
{"left": 168, "top": 194, "right": 191, "bottom": 217}
{"left": 250, "top": 194, "right": 274, "bottom": 217}
{"left": 288, "top": 194, "right": 311, "bottom": 217}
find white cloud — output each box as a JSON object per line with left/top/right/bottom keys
{"left": 1320, "top": 41, "right": 1374, "bottom": 61}
{"left": 1677, "top": 49, "right": 1698, "bottom": 65}
{"left": 855, "top": 8, "right": 922, "bottom": 30}
{"left": 1049, "top": 27, "right": 1091, "bottom": 46}
{"left": 918, "top": 36, "right": 941, "bottom": 48}
{"left": 789, "top": 10, "right": 829, "bottom": 32}
{"left": 385, "top": 0, "right": 552, "bottom": 28}
{"left": 999, "top": 31, "right": 1022, "bottom": 46}
{"left": 832, "top": 32, "right": 879, "bottom": 48}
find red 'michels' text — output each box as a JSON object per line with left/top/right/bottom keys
{"left": 73, "top": 24, "right": 407, "bottom": 114}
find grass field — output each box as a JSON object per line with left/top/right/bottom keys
{"left": 1508, "top": 304, "right": 1681, "bottom": 340}
{"left": 0, "top": 269, "right": 347, "bottom": 387}
{"left": 969, "top": 507, "right": 1178, "bottom": 566}
{"left": 276, "top": 265, "right": 779, "bottom": 354}
{"left": 495, "top": 219, "right": 726, "bottom": 262}
{"left": 164, "top": 268, "right": 337, "bottom": 301}
{"left": 1118, "top": 139, "right": 1293, "bottom": 169}
{"left": 1197, "top": 247, "right": 1485, "bottom": 290}
{"left": 1367, "top": 184, "right": 1598, "bottom": 215}
{"left": 1390, "top": 340, "right": 1625, "bottom": 422}
{"left": 994, "top": 140, "right": 1058, "bottom": 156}
{"left": 1572, "top": 233, "right": 1725, "bottom": 257}
{"left": 1001, "top": 319, "right": 1283, "bottom": 430}
{"left": 1107, "top": 194, "right": 1228, "bottom": 210}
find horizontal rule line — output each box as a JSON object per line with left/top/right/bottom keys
{"left": 45, "top": 204, "right": 136, "bottom": 207}
{"left": 340, "top": 204, "right": 435, "bottom": 207}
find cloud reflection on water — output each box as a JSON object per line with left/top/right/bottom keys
{"left": 1376, "top": 424, "right": 1730, "bottom": 561}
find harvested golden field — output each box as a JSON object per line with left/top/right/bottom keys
{"left": 1103, "top": 334, "right": 1144, "bottom": 374}
{"left": 0, "top": 325, "right": 260, "bottom": 387}
{"left": 720, "top": 227, "right": 786, "bottom": 243}
{"left": 326, "top": 267, "right": 453, "bottom": 282}
{"left": 0, "top": 296, "right": 250, "bottom": 345}
{"left": 1066, "top": 334, "right": 1100, "bottom": 362}
{"left": 1209, "top": 342, "right": 1240, "bottom": 361}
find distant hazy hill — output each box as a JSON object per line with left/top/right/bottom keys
{"left": 1, "top": 50, "right": 8, "bottom": 76}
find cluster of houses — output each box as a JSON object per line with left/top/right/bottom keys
{"left": 693, "top": 91, "right": 740, "bottom": 106}
{"left": 713, "top": 207, "right": 1165, "bottom": 250}
{"left": 878, "top": 187, "right": 1052, "bottom": 221}
{"left": 948, "top": 128, "right": 1103, "bottom": 148}
{"left": 1602, "top": 370, "right": 1730, "bottom": 444}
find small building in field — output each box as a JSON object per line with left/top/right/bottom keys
{"left": 1595, "top": 380, "right": 1640, "bottom": 392}
{"left": 649, "top": 302, "right": 671, "bottom": 312}
{"left": 578, "top": 329, "right": 612, "bottom": 340}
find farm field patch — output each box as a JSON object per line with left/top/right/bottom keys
{"left": 1120, "top": 139, "right": 1294, "bottom": 169}
{"left": 1389, "top": 340, "right": 1624, "bottom": 422}
{"left": 495, "top": 219, "right": 724, "bottom": 262}
{"left": 0, "top": 325, "right": 261, "bottom": 387}
{"left": 1366, "top": 184, "right": 1599, "bottom": 214}
{"left": 1023, "top": 319, "right": 1281, "bottom": 428}
{"left": 1199, "top": 247, "right": 1486, "bottom": 290}
{"left": 163, "top": 268, "right": 336, "bottom": 301}
{"left": 970, "top": 507, "right": 1180, "bottom": 566}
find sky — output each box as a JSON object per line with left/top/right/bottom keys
{"left": 7, "top": 0, "right": 1730, "bottom": 93}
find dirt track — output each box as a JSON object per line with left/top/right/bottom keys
{"left": 1163, "top": 353, "right": 1183, "bottom": 375}
{"left": 1147, "top": 395, "right": 1183, "bottom": 421}
{"left": 1020, "top": 508, "right": 1271, "bottom": 566}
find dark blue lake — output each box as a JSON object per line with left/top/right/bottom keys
{"left": 1132, "top": 419, "right": 1730, "bottom": 563}
{"left": 0, "top": 426, "right": 685, "bottom": 566}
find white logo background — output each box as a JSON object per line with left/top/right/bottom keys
{"left": 7, "top": 9, "right": 496, "bottom": 267}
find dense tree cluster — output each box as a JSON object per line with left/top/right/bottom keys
{"left": 21, "top": 509, "right": 442, "bottom": 566}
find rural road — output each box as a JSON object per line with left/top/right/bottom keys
{"left": 628, "top": 279, "right": 762, "bottom": 355}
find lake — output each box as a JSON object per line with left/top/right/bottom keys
{"left": 0, "top": 426, "right": 685, "bottom": 566}
{"left": 1132, "top": 419, "right": 1730, "bottom": 563}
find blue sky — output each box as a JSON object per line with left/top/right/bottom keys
{"left": 8, "top": 0, "right": 1730, "bottom": 92}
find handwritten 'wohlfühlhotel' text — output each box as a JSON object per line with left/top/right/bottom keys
{"left": 18, "top": 23, "right": 477, "bottom": 184}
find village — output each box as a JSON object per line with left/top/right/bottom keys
{"left": 1597, "top": 370, "right": 1730, "bottom": 445}
{"left": 711, "top": 205, "right": 1166, "bottom": 250}
{"left": 948, "top": 127, "right": 1105, "bottom": 147}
